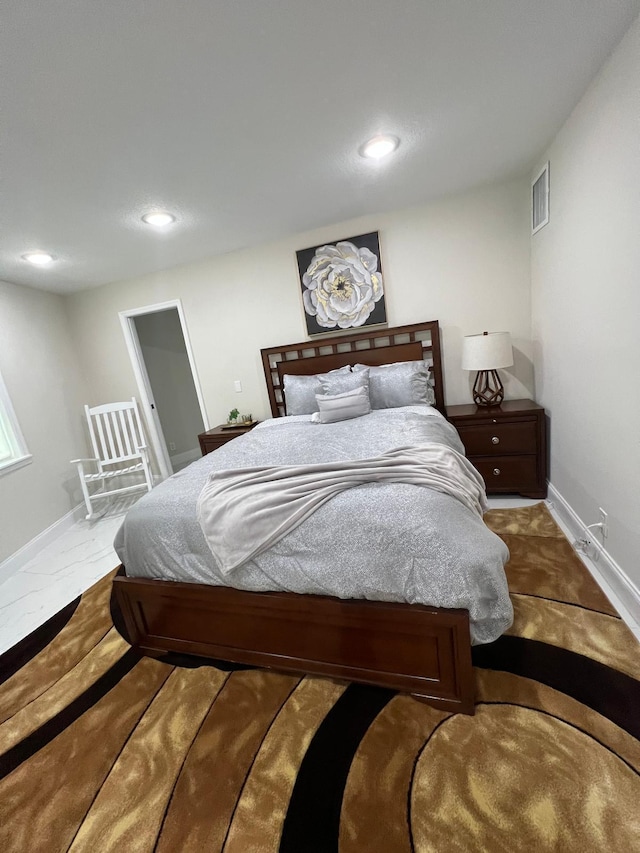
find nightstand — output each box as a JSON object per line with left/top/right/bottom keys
{"left": 198, "top": 422, "right": 260, "bottom": 456}
{"left": 446, "top": 400, "right": 547, "bottom": 498}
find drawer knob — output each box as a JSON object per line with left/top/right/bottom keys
{"left": 493, "top": 468, "right": 501, "bottom": 476}
{"left": 491, "top": 436, "right": 500, "bottom": 444}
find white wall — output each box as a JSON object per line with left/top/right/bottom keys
{"left": 66, "top": 178, "right": 532, "bottom": 439}
{"left": 0, "top": 280, "right": 89, "bottom": 561}
{"left": 531, "top": 15, "right": 640, "bottom": 585}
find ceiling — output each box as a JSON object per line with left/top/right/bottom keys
{"left": 2, "top": 1, "right": 638, "bottom": 294}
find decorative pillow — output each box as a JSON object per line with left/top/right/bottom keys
{"left": 283, "top": 366, "right": 350, "bottom": 416}
{"left": 352, "top": 360, "right": 435, "bottom": 409}
{"left": 320, "top": 366, "right": 369, "bottom": 396}
{"left": 311, "top": 386, "right": 371, "bottom": 424}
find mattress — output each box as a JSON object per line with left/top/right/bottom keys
{"left": 114, "top": 405, "right": 512, "bottom": 644}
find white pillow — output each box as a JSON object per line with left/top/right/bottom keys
{"left": 283, "top": 366, "right": 350, "bottom": 415}
{"left": 311, "top": 387, "right": 371, "bottom": 424}
{"left": 352, "top": 360, "right": 434, "bottom": 408}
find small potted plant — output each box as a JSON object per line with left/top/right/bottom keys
{"left": 228, "top": 408, "right": 239, "bottom": 424}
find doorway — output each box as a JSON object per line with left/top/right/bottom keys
{"left": 120, "top": 301, "right": 209, "bottom": 479}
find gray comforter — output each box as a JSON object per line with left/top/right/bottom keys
{"left": 114, "top": 406, "right": 512, "bottom": 644}
{"left": 198, "top": 444, "right": 488, "bottom": 574}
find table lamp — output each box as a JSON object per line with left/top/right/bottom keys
{"left": 461, "top": 331, "right": 513, "bottom": 406}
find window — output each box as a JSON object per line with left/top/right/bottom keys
{"left": 0, "top": 368, "right": 31, "bottom": 475}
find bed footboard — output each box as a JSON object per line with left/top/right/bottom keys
{"left": 112, "top": 570, "right": 475, "bottom": 715}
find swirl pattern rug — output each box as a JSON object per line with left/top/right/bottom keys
{"left": 1, "top": 503, "right": 638, "bottom": 852}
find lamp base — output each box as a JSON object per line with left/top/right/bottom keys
{"left": 472, "top": 370, "right": 504, "bottom": 407}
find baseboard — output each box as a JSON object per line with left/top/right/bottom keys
{"left": 170, "top": 448, "right": 201, "bottom": 468}
{"left": 547, "top": 483, "right": 640, "bottom": 626}
{"left": 0, "top": 503, "right": 85, "bottom": 585}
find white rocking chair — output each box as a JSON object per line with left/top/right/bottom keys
{"left": 71, "top": 398, "right": 154, "bottom": 520}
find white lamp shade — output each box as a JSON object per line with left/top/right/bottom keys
{"left": 462, "top": 332, "right": 513, "bottom": 371}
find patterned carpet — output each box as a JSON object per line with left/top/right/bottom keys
{"left": 1, "top": 503, "right": 638, "bottom": 852}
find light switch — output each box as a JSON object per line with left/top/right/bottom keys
{"left": 234, "top": 380, "right": 242, "bottom": 393}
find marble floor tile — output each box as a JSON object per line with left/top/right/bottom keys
{"left": 486, "top": 496, "right": 541, "bottom": 509}
{"left": 0, "top": 507, "right": 125, "bottom": 656}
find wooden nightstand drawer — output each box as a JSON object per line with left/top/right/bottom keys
{"left": 455, "top": 420, "right": 537, "bottom": 456}
{"left": 471, "top": 455, "right": 538, "bottom": 492}
{"left": 446, "top": 400, "right": 547, "bottom": 498}
{"left": 198, "top": 422, "right": 260, "bottom": 456}
{"left": 199, "top": 435, "right": 232, "bottom": 454}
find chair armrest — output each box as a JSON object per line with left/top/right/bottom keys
{"left": 71, "top": 458, "right": 99, "bottom": 477}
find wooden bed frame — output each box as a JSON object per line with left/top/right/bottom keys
{"left": 113, "top": 320, "right": 477, "bottom": 715}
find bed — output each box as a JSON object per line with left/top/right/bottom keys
{"left": 112, "top": 320, "right": 511, "bottom": 715}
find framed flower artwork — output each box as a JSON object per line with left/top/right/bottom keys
{"left": 296, "top": 231, "right": 387, "bottom": 337}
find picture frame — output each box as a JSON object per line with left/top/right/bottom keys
{"left": 296, "top": 231, "right": 387, "bottom": 337}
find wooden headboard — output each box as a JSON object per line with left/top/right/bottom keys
{"left": 261, "top": 320, "right": 445, "bottom": 417}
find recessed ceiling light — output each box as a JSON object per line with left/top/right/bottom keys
{"left": 22, "top": 251, "right": 55, "bottom": 266}
{"left": 359, "top": 135, "right": 400, "bottom": 160}
{"left": 141, "top": 211, "right": 176, "bottom": 228}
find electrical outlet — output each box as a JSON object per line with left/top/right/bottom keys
{"left": 169, "top": 442, "right": 176, "bottom": 451}
{"left": 584, "top": 540, "right": 597, "bottom": 560}
{"left": 598, "top": 507, "right": 608, "bottom": 539}
{"left": 234, "top": 380, "right": 242, "bottom": 393}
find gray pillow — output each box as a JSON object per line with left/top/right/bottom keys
{"left": 320, "top": 366, "right": 369, "bottom": 396}
{"left": 311, "top": 386, "right": 371, "bottom": 424}
{"left": 283, "top": 365, "right": 350, "bottom": 415}
{"left": 353, "top": 360, "right": 435, "bottom": 409}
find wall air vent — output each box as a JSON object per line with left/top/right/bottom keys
{"left": 531, "top": 162, "right": 550, "bottom": 234}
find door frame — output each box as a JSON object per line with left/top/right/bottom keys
{"left": 119, "top": 300, "right": 210, "bottom": 480}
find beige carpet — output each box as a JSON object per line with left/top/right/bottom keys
{"left": 0, "top": 503, "right": 638, "bottom": 852}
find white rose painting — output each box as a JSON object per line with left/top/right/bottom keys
{"left": 296, "top": 231, "right": 387, "bottom": 336}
